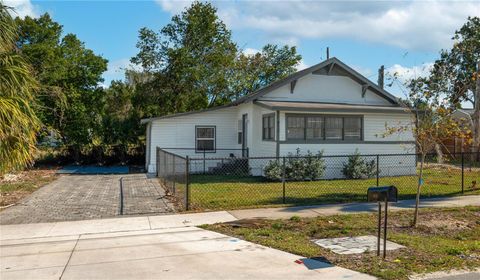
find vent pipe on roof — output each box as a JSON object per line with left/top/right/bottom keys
{"left": 378, "top": 65, "right": 385, "bottom": 89}
{"left": 326, "top": 47, "right": 330, "bottom": 59}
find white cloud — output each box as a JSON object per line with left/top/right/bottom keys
{"left": 155, "top": 0, "right": 194, "bottom": 14}
{"left": 386, "top": 62, "right": 434, "bottom": 84}
{"left": 103, "top": 58, "right": 142, "bottom": 84}
{"left": 4, "top": 0, "right": 39, "bottom": 18}
{"left": 296, "top": 59, "right": 309, "bottom": 71}
{"left": 156, "top": 0, "right": 480, "bottom": 51}
{"left": 243, "top": 48, "right": 260, "bottom": 56}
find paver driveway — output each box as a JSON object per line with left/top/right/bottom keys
{"left": 0, "top": 174, "right": 174, "bottom": 225}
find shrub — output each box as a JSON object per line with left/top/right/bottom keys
{"left": 263, "top": 160, "right": 283, "bottom": 181}
{"left": 342, "top": 150, "right": 377, "bottom": 179}
{"left": 303, "top": 150, "right": 326, "bottom": 180}
{"left": 264, "top": 149, "right": 325, "bottom": 181}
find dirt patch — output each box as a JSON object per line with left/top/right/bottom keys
{"left": 0, "top": 168, "right": 58, "bottom": 208}
{"left": 426, "top": 163, "right": 480, "bottom": 171}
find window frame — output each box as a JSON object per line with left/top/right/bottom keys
{"left": 286, "top": 115, "right": 306, "bottom": 140}
{"left": 285, "top": 114, "right": 363, "bottom": 143}
{"left": 195, "top": 125, "right": 216, "bottom": 153}
{"left": 262, "top": 113, "right": 275, "bottom": 141}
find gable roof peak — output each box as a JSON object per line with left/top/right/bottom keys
{"left": 235, "top": 57, "right": 400, "bottom": 106}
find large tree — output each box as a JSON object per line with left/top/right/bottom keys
{"left": 420, "top": 17, "right": 480, "bottom": 153}
{"left": 131, "top": 1, "right": 302, "bottom": 118}
{"left": 0, "top": 4, "right": 40, "bottom": 174}
{"left": 15, "top": 14, "right": 108, "bottom": 150}
{"left": 131, "top": 2, "right": 237, "bottom": 116}
{"left": 229, "top": 44, "right": 302, "bottom": 101}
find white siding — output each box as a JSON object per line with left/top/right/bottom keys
{"left": 260, "top": 74, "right": 391, "bottom": 105}
{"left": 147, "top": 107, "right": 239, "bottom": 172}
{"left": 250, "top": 105, "right": 276, "bottom": 157}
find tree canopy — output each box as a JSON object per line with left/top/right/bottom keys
{"left": 409, "top": 17, "right": 479, "bottom": 152}
{"left": 15, "top": 13, "right": 108, "bottom": 148}
{"left": 131, "top": 1, "right": 302, "bottom": 118}
{"left": 0, "top": 4, "right": 40, "bottom": 174}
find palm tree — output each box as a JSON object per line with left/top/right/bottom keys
{"left": 0, "top": 3, "right": 40, "bottom": 175}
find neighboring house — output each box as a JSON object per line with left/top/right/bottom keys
{"left": 442, "top": 109, "right": 475, "bottom": 155}
{"left": 141, "top": 57, "right": 415, "bottom": 176}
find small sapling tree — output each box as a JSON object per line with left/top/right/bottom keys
{"left": 383, "top": 102, "right": 468, "bottom": 226}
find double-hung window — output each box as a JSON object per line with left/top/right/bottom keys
{"left": 306, "top": 117, "right": 324, "bottom": 140}
{"left": 325, "top": 117, "right": 343, "bottom": 140}
{"left": 286, "top": 115, "right": 362, "bottom": 141}
{"left": 344, "top": 117, "right": 362, "bottom": 140}
{"left": 262, "top": 114, "right": 275, "bottom": 140}
{"left": 196, "top": 126, "right": 215, "bottom": 152}
{"left": 286, "top": 116, "right": 305, "bottom": 139}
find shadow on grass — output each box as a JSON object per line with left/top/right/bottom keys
{"left": 188, "top": 173, "right": 479, "bottom": 211}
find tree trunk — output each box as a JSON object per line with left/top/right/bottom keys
{"left": 413, "top": 153, "right": 425, "bottom": 227}
{"left": 435, "top": 143, "right": 444, "bottom": 164}
{"left": 472, "top": 61, "right": 480, "bottom": 155}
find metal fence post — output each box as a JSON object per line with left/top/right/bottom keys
{"left": 156, "top": 147, "right": 159, "bottom": 177}
{"left": 172, "top": 156, "right": 176, "bottom": 195}
{"left": 461, "top": 152, "right": 464, "bottom": 194}
{"left": 185, "top": 156, "right": 190, "bottom": 211}
{"left": 282, "top": 157, "right": 286, "bottom": 204}
{"left": 203, "top": 149, "right": 206, "bottom": 174}
{"left": 376, "top": 154, "right": 380, "bottom": 187}
{"left": 163, "top": 151, "right": 167, "bottom": 186}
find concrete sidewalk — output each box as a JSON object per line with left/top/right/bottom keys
{"left": 1, "top": 195, "right": 478, "bottom": 280}
{"left": 228, "top": 195, "right": 480, "bottom": 220}
{"left": 1, "top": 212, "right": 373, "bottom": 280}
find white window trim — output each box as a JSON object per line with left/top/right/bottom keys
{"left": 195, "top": 126, "right": 216, "bottom": 153}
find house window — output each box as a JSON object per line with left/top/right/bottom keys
{"left": 262, "top": 114, "right": 275, "bottom": 140}
{"left": 286, "top": 114, "right": 363, "bottom": 142}
{"left": 286, "top": 116, "right": 305, "bottom": 139}
{"left": 325, "top": 117, "right": 343, "bottom": 140}
{"left": 196, "top": 126, "right": 215, "bottom": 152}
{"left": 344, "top": 117, "right": 362, "bottom": 140}
{"left": 237, "top": 120, "right": 243, "bottom": 144}
{"left": 306, "top": 117, "right": 324, "bottom": 140}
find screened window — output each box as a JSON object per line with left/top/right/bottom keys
{"left": 344, "top": 117, "right": 362, "bottom": 140}
{"left": 325, "top": 117, "right": 343, "bottom": 140}
{"left": 196, "top": 126, "right": 215, "bottom": 152}
{"left": 306, "top": 117, "right": 324, "bottom": 140}
{"left": 286, "top": 116, "right": 305, "bottom": 139}
{"left": 285, "top": 115, "right": 363, "bottom": 142}
{"left": 262, "top": 114, "right": 275, "bottom": 140}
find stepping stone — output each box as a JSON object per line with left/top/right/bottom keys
{"left": 312, "top": 235, "right": 404, "bottom": 255}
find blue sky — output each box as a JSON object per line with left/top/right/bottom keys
{"left": 7, "top": 0, "right": 480, "bottom": 99}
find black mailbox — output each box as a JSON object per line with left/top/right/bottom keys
{"left": 367, "top": 186, "right": 398, "bottom": 202}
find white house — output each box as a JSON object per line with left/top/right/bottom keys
{"left": 141, "top": 57, "right": 415, "bottom": 176}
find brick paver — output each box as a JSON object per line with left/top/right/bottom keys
{"left": 0, "top": 174, "right": 174, "bottom": 225}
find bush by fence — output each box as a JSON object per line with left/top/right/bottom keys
{"left": 35, "top": 144, "right": 145, "bottom": 166}
{"left": 156, "top": 148, "right": 480, "bottom": 211}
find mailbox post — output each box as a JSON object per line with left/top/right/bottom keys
{"left": 367, "top": 186, "right": 398, "bottom": 259}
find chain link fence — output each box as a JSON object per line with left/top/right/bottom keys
{"left": 157, "top": 148, "right": 479, "bottom": 211}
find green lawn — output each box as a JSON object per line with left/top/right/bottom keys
{"left": 203, "top": 207, "right": 480, "bottom": 280}
{"left": 188, "top": 166, "right": 479, "bottom": 210}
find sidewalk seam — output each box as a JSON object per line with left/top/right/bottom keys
{"left": 59, "top": 234, "right": 80, "bottom": 279}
